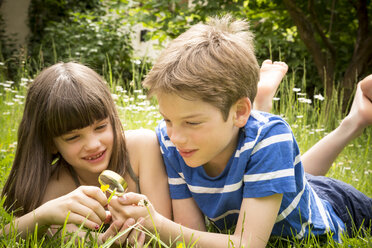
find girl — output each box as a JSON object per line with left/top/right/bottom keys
{"left": 1, "top": 62, "right": 171, "bottom": 244}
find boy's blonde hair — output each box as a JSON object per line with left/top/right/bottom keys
{"left": 143, "top": 15, "right": 259, "bottom": 120}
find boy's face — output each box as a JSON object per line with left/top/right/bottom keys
{"left": 157, "top": 92, "right": 241, "bottom": 176}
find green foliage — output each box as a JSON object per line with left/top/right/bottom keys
{"left": 28, "top": 0, "right": 101, "bottom": 42}
{"left": 28, "top": 1, "right": 135, "bottom": 84}
{"left": 129, "top": 0, "right": 372, "bottom": 96}
{"left": 129, "top": 0, "right": 317, "bottom": 92}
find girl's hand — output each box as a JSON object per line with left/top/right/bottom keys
{"left": 100, "top": 218, "right": 146, "bottom": 247}
{"left": 108, "top": 192, "right": 159, "bottom": 232}
{"left": 35, "top": 186, "right": 108, "bottom": 230}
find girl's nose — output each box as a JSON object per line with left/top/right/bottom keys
{"left": 84, "top": 135, "right": 101, "bottom": 151}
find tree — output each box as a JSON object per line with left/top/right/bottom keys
{"left": 281, "top": 0, "right": 372, "bottom": 104}
{"left": 131, "top": 0, "right": 372, "bottom": 108}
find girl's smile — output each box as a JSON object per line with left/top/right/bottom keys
{"left": 83, "top": 149, "right": 107, "bottom": 163}
{"left": 53, "top": 118, "right": 114, "bottom": 178}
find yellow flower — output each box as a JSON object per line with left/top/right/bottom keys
{"left": 100, "top": 184, "right": 110, "bottom": 192}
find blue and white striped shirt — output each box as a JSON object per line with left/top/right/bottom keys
{"left": 156, "top": 111, "right": 345, "bottom": 241}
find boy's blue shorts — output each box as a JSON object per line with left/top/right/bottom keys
{"left": 306, "top": 173, "right": 372, "bottom": 237}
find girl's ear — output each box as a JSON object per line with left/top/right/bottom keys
{"left": 51, "top": 143, "right": 58, "bottom": 155}
{"left": 233, "top": 97, "right": 251, "bottom": 128}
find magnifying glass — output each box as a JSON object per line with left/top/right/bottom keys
{"left": 98, "top": 170, "right": 128, "bottom": 196}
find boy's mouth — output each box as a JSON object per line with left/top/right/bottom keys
{"left": 178, "top": 148, "right": 197, "bottom": 158}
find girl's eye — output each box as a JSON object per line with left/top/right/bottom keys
{"left": 65, "top": 135, "right": 79, "bottom": 141}
{"left": 96, "top": 123, "right": 107, "bottom": 130}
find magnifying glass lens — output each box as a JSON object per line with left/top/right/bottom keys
{"left": 98, "top": 170, "right": 128, "bottom": 196}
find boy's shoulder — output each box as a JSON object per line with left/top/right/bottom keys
{"left": 248, "top": 110, "right": 287, "bottom": 123}
{"left": 238, "top": 111, "right": 296, "bottom": 155}
{"left": 245, "top": 111, "right": 291, "bottom": 133}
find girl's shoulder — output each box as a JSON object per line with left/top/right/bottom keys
{"left": 41, "top": 165, "right": 77, "bottom": 204}
{"left": 125, "top": 129, "right": 158, "bottom": 143}
{"left": 124, "top": 129, "right": 159, "bottom": 171}
{"left": 125, "top": 129, "right": 159, "bottom": 156}
{"left": 125, "top": 129, "right": 171, "bottom": 218}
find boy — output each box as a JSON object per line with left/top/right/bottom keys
{"left": 109, "top": 15, "right": 371, "bottom": 247}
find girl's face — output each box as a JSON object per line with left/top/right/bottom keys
{"left": 53, "top": 118, "right": 114, "bottom": 178}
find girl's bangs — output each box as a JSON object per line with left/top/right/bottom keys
{"left": 46, "top": 81, "right": 109, "bottom": 137}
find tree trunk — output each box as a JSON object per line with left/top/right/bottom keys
{"left": 282, "top": 0, "right": 335, "bottom": 97}
{"left": 341, "top": 0, "right": 372, "bottom": 108}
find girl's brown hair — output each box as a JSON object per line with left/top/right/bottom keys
{"left": 1, "top": 62, "right": 129, "bottom": 215}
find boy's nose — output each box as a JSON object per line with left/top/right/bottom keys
{"left": 168, "top": 127, "right": 187, "bottom": 146}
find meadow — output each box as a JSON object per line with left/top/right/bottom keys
{"left": 0, "top": 62, "right": 370, "bottom": 247}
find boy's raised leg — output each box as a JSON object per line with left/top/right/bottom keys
{"left": 253, "top": 59, "right": 288, "bottom": 112}
{"left": 302, "top": 75, "right": 372, "bottom": 176}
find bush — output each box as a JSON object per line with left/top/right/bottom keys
{"left": 29, "top": 2, "right": 134, "bottom": 84}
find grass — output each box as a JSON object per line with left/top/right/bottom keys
{"left": 0, "top": 62, "right": 371, "bottom": 247}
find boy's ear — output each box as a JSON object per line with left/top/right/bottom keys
{"left": 233, "top": 97, "right": 251, "bottom": 128}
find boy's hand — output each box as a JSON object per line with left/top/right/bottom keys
{"left": 107, "top": 192, "right": 158, "bottom": 232}
{"left": 100, "top": 218, "right": 145, "bottom": 247}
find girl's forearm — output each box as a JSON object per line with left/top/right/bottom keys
{"left": 1, "top": 208, "right": 49, "bottom": 238}
{"left": 302, "top": 117, "right": 362, "bottom": 176}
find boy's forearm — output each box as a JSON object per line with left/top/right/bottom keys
{"left": 152, "top": 214, "right": 266, "bottom": 248}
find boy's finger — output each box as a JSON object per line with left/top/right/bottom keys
{"left": 114, "top": 218, "right": 136, "bottom": 245}
{"left": 101, "top": 220, "right": 125, "bottom": 243}
{"left": 117, "top": 192, "right": 148, "bottom": 205}
{"left": 127, "top": 217, "right": 146, "bottom": 246}
{"left": 104, "top": 210, "right": 112, "bottom": 224}
{"left": 137, "top": 231, "right": 146, "bottom": 247}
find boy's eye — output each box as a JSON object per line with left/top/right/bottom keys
{"left": 186, "top": 121, "right": 201, "bottom": 126}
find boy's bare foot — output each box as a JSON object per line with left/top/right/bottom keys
{"left": 254, "top": 59, "right": 288, "bottom": 112}
{"left": 343, "top": 74, "right": 372, "bottom": 137}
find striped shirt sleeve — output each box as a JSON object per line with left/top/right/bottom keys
{"left": 243, "top": 120, "right": 297, "bottom": 198}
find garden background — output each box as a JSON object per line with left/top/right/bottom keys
{"left": 0, "top": 0, "right": 371, "bottom": 247}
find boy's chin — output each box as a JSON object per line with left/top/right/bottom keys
{"left": 184, "top": 160, "right": 203, "bottom": 168}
